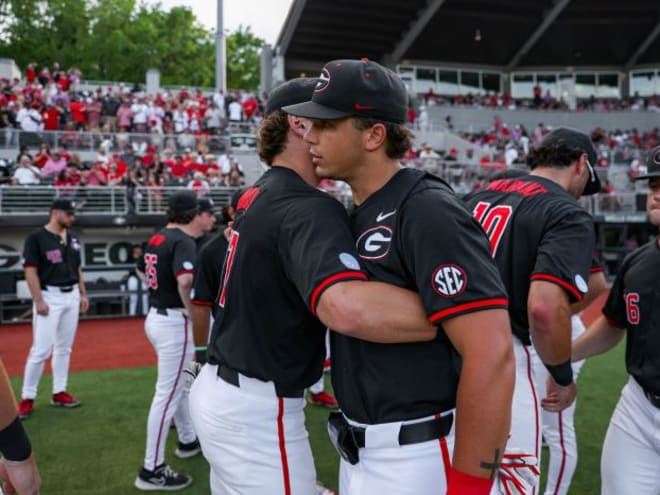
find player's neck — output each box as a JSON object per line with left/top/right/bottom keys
{"left": 45, "top": 220, "right": 66, "bottom": 237}
{"left": 350, "top": 157, "right": 403, "bottom": 206}
{"left": 271, "top": 150, "right": 319, "bottom": 189}
{"left": 167, "top": 223, "right": 203, "bottom": 239}
{"left": 530, "top": 167, "right": 571, "bottom": 192}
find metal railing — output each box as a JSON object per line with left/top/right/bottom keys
{"left": 0, "top": 185, "right": 239, "bottom": 215}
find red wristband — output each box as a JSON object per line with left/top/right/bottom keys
{"left": 446, "top": 467, "right": 494, "bottom": 495}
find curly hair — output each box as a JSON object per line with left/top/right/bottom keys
{"left": 352, "top": 118, "right": 414, "bottom": 159}
{"left": 527, "top": 142, "right": 585, "bottom": 170}
{"left": 166, "top": 207, "right": 198, "bottom": 225}
{"left": 257, "top": 110, "right": 289, "bottom": 165}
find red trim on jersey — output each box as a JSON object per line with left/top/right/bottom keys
{"left": 309, "top": 271, "right": 368, "bottom": 315}
{"left": 530, "top": 274, "right": 582, "bottom": 301}
{"left": 191, "top": 299, "right": 213, "bottom": 306}
{"left": 589, "top": 266, "right": 604, "bottom": 273}
{"left": 429, "top": 298, "right": 508, "bottom": 323}
{"left": 277, "top": 397, "right": 292, "bottom": 495}
{"left": 553, "top": 411, "right": 567, "bottom": 495}
{"left": 23, "top": 263, "right": 38, "bottom": 268}
{"left": 175, "top": 269, "right": 193, "bottom": 279}
{"left": 153, "top": 316, "right": 189, "bottom": 470}
{"left": 522, "top": 344, "right": 541, "bottom": 468}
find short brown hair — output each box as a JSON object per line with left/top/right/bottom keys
{"left": 352, "top": 118, "right": 413, "bottom": 159}
{"left": 257, "top": 110, "right": 289, "bottom": 165}
{"left": 166, "top": 208, "right": 197, "bottom": 224}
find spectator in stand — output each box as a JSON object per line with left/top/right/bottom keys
{"left": 69, "top": 95, "right": 86, "bottom": 130}
{"left": 42, "top": 150, "right": 68, "bottom": 178}
{"left": 12, "top": 156, "right": 41, "bottom": 185}
{"left": 116, "top": 100, "right": 133, "bottom": 132}
{"left": 124, "top": 167, "right": 142, "bottom": 214}
{"left": 187, "top": 171, "right": 210, "bottom": 197}
{"left": 417, "top": 104, "right": 429, "bottom": 131}
{"left": 146, "top": 169, "right": 164, "bottom": 211}
{"left": 224, "top": 166, "right": 245, "bottom": 187}
{"left": 42, "top": 102, "right": 63, "bottom": 131}
{"left": 419, "top": 142, "right": 440, "bottom": 159}
{"left": 34, "top": 143, "right": 51, "bottom": 168}
{"left": 85, "top": 96, "right": 103, "bottom": 131}
{"left": 131, "top": 96, "right": 149, "bottom": 133}
{"left": 16, "top": 102, "right": 44, "bottom": 132}
{"left": 227, "top": 97, "right": 242, "bottom": 122}
{"left": 85, "top": 161, "right": 108, "bottom": 187}
{"left": 102, "top": 90, "right": 120, "bottom": 131}
{"left": 0, "top": 159, "right": 10, "bottom": 184}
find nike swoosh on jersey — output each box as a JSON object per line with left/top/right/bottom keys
{"left": 376, "top": 210, "right": 397, "bottom": 222}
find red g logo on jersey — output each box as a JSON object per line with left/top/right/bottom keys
{"left": 356, "top": 226, "right": 392, "bottom": 260}
{"left": 432, "top": 264, "right": 467, "bottom": 298}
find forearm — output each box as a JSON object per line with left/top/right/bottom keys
{"left": 191, "top": 304, "right": 211, "bottom": 348}
{"left": 529, "top": 302, "right": 572, "bottom": 365}
{"left": 177, "top": 276, "right": 194, "bottom": 316}
{"left": 78, "top": 268, "right": 87, "bottom": 296}
{"left": 0, "top": 361, "right": 17, "bottom": 428}
{"left": 572, "top": 315, "right": 625, "bottom": 361}
{"left": 24, "top": 269, "right": 43, "bottom": 304}
{"left": 317, "top": 281, "right": 436, "bottom": 343}
{"left": 452, "top": 342, "right": 513, "bottom": 478}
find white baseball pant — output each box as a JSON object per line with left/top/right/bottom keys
{"left": 339, "top": 411, "right": 455, "bottom": 495}
{"left": 491, "top": 338, "right": 542, "bottom": 495}
{"left": 532, "top": 315, "right": 586, "bottom": 495}
{"left": 142, "top": 308, "right": 196, "bottom": 470}
{"left": 21, "top": 285, "right": 80, "bottom": 399}
{"left": 600, "top": 376, "right": 660, "bottom": 495}
{"left": 189, "top": 364, "right": 317, "bottom": 495}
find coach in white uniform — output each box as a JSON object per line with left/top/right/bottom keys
{"left": 18, "top": 198, "right": 88, "bottom": 420}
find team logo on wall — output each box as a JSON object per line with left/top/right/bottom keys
{"left": 315, "top": 68, "right": 331, "bottom": 92}
{"left": 356, "top": 226, "right": 392, "bottom": 260}
{"left": 432, "top": 264, "right": 467, "bottom": 298}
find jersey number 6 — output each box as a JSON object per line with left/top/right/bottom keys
{"left": 472, "top": 201, "right": 513, "bottom": 256}
{"left": 625, "top": 292, "right": 640, "bottom": 325}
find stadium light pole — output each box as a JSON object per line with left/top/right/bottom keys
{"left": 216, "top": 0, "right": 227, "bottom": 92}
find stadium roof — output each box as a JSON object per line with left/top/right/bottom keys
{"left": 275, "top": 0, "right": 660, "bottom": 78}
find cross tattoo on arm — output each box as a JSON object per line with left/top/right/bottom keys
{"left": 480, "top": 447, "right": 500, "bottom": 480}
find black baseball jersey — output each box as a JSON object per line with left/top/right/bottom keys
{"left": 602, "top": 240, "right": 660, "bottom": 395}
{"left": 207, "top": 167, "right": 367, "bottom": 394}
{"left": 191, "top": 232, "right": 228, "bottom": 315}
{"left": 23, "top": 228, "right": 81, "bottom": 286}
{"left": 138, "top": 227, "right": 197, "bottom": 309}
{"left": 464, "top": 175, "right": 594, "bottom": 345}
{"left": 332, "top": 168, "right": 508, "bottom": 424}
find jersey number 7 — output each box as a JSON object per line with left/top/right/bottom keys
{"left": 472, "top": 201, "right": 513, "bottom": 256}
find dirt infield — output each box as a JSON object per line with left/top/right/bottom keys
{"left": 1, "top": 317, "right": 155, "bottom": 377}
{"left": 0, "top": 291, "right": 608, "bottom": 377}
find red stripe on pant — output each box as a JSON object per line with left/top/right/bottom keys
{"left": 153, "top": 316, "right": 189, "bottom": 470}
{"left": 553, "top": 411, "right": 567, "bottom": 495}
{"left": 277, "top": 397, "right": 292, "bottom": 495}
{"left": 522, "top": 344, "right": 540, "bottom": 495}
{"left": 437, "top": 412, "right": 452, "bottom": 486}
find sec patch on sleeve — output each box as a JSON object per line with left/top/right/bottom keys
{"left": 432, "top": 264, "right": 467, "bottom": 298}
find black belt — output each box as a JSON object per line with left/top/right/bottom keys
{"left": 351, "top": 413, "right": 453, "bottom": 448}
{"left": 216, "top": 364, "right": 304, "bottom": 399}
{"left": 43, "top": 285, "right": 74, "bottom": 293}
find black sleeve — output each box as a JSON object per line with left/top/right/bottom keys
{"left": 532, "top": 207, "right": 594, "bottom": 302}
{"left": 22, "top": 232, "right": 40, "bottom": 268}
{"left": 172, "top": 237, "right": 196, "bottom": 279}
{"left": 192, "top": 235, "right": 227, "bottom": 305}
{"left": 280, "top": 195, "right": 367, "bottom": 315}
{"left": 602, "top": 253, "right": 632, "bottom": 328}
{"left": 400, "top": 188, "right": 509, "bottom": 324}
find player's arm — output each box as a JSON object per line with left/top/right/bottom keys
{"left": 316, "top": 282, "right": 437, "bottom": 343}
{"left": 78, "top": 267, "right": 89, "bottom": 314}
{"left": 571, "top": 269, "right": 608, "bottom": 314}
{"left": 572, "top": 315, "right": 625, "bottom": 361}
{"left": 0, "top": 358, "right": 41, "bottom": 495}
{"left": 444, "top": 308, "right": 514, "bottom": 487}
{"left": 176, "top": 272, "right": 194, "bottom": 318}
{"left": 24, "top": 266, "right": 47, "bottom": 316}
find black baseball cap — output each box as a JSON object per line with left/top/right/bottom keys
{"left": 283, "top": 59, "right": 408, "bottom": 124}
{"left": 168, "top": 190, "right": 198, "bottom": 212}
{"left": 265, "top": 78, "right": 317, "bottom": 117}
{"left": 539, "top": 127, "right": 601, "bottom": 195}
{"left": 634, "top": 145, "right": 660, "bottom": 180}
{"left": 51, "top": 198, "right": 76, "bottom": 213}
{"left": 197, "top": 197, "right": 215, "bottom": 213}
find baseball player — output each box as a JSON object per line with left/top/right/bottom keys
{"left": 134, "top": 190, "right": 206, "bottom": 491}
{"left": 0, "top": 357, "right": 41, "bottom": 495}
{"left": 572, "top": 144, "right": 660, "bottom": 495}
{"left": 463, "top": 127, "right": 601, "bottom": 493}
{"left": 285, "top": 59, "right": 514, "bottom": 495}
{"left": 189, "top": 78, "right": 439, "bottom": 495}
{"left": 532, "top": 258, "right": 607, "bottom": 495}
{"left": 18, "top": 198, "right": 89, "bottom": 420}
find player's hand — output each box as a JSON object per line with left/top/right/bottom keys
{"left": 0, "top": 454, "right": 42, "bottom": 495}
{"left": 183, "top": 361, "right": 203, "bottom": 382}
{"left": 541, "top": 377, "right": 577, "bottom": 412}
{"left": 496, "top": 449, "right": 539, "bottom": 495}
{"left": 79, "top": 295, "right": 89, "bottom": 314}
{"left": 34, "top": 300, "right": 48, "bottom": 316}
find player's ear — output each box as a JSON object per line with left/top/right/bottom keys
{"left": 364, "top": 122, "right": 387, "bottom": 151}
{"left": 287, "top": 114, "right": 308, "bottom": 138}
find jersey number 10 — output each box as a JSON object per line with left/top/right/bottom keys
{"left": 472, "top": 202, "right": 513, "bottom": 256}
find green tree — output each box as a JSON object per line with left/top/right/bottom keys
{"left": 225, "top": 25, "right": 264, "bottom": 91}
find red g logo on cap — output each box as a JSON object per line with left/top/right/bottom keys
{"left": 315, "top": 68, "right": 331, "bottom": 93}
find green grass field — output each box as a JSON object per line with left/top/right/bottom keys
{"left": 11, "top": 341, "right": 626, "bottom": 494}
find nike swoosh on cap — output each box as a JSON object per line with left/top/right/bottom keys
{"left": 354, "top": 103, "right": 374, "bottom": 110}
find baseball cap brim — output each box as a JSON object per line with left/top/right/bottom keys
{"left": 633, "top": 171, "right": 660, "bottom": 180}
{"left": 283, "top": 100, "right": 352, "bottom": 120}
